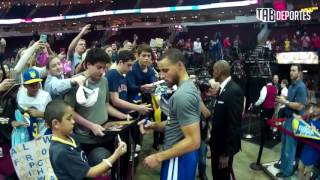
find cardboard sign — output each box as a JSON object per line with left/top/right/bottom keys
{"left": 10, "top": 135, "right": 57, "bottom": 180}
{"left": 292, "top": 116, "right": 320, "bottom": 140}
{"left": 150, "top": 38, "right": 164, "bottom": 48}
{"left": 155, "top": 38, "right": 164, "bottom": 48}
{"left": 149, "top": 38, "right": 156, "bottom": 48}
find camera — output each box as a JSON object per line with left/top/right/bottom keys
{"left": 195, "top": 69, "right": 212, "bottom": 92}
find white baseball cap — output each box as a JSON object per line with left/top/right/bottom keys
{"left": 76, "top": 85, "right": 99, "bottom": 107}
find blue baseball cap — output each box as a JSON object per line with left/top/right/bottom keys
{"left": 23, "top": 68, "right": 43, "bottom": 85}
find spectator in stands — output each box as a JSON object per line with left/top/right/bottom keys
{"left": 15, "top": 68, "right": 52, "bottom": 139}
{"left": 67, "top": 24, "right": 90, "bottom": 71}
{"left": 46, "top": 100, "right": 127, "bottom": 180}
{"left": 311, "top": 33, "right": 320, "bottom": 55}
{"left": 193, "top": 37, "right": 203, "bottom": 54}
{"left": 211, "top": 37, "right": 223, "bottom": 61}
{"left": 284, "top": 37, "right": 291, "bottom": 52}
{"left": 123, "top": 41, "right": 133, "bottom": 51}
{"left": 301, "top": 32, "right": 311, "bottom": 51}
{"left": 202, "top": 36, "right": 210, "bottom": 64}
{"left": 126, "top": 44, "right": 156, "bottom": 103}
{"left": 193, "top": 38, "right": 203, "bottom": 67}
{"left": 64, "top": 48, "right": 128, "bottom": 166}
{"left": 223, "top": 37, "right": 232, "bottom": 60}
{"left": 44, "top": 55, "right": 89, "bottom": 99}
{"left": 233, "top": 35, "right": 241, "bottom": 54}
{"left": 176, "top": 39, "right": 185, "bottom": 51}
{"left": 103, "top": 45, "right": 113, "bottom": 58}
{"left": 0, "top": 38, "right": 6, "bottom": 53}
{"left": 275, "top": 64, "right": 307, "bottom": 178}
{"left": 123, "top": 34, "right": 138, "bottom": 52}
{"left": 184, "top": 38, "right": 193, "bottom": 68}
{"left": 106, "top": 50, "right": 152, "bottom": 114}
{"left": 111, "top": 43, "right": 118, "bottom": 63}
{"left": 291, "top": 35, "right": 300, "bottom": 52}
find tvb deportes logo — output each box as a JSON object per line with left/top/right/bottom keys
{"left": 256, "top": 8, "right": 311, "bottom": 22}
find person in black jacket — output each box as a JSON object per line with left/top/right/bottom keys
{"left": 210, "top": 60, "right": 244, "bottom": 180}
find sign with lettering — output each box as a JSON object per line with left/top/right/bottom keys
{"left": 276, "top": 52, "right": 318, "bottom": 64}
{"left": 292, "top": 116, "right": 320, "bottom": 140}
{"left": 10, "top": 135, "right": 57, "bottom": 180}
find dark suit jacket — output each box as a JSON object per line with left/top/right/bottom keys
{"left": 210, "top": 79, "right": 244, "bottom": 156}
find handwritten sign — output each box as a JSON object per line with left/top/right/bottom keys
{"left": 276, "top": 52, "right": 318, "bottom": 64}
{"left": 149, "top": 38, "right": 156, "bottom": 47}
{"left": 10, "top": 135, "right": 57, "bottom": 180}
{"left": 155, "top": 38, "right": 164, "bottom": 48}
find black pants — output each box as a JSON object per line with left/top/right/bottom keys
{"left": 256, "top": 108, "right": 274, "bottom": 164}
{"left": 211, "top": 152, "right": 234, "bottom": 180}
{"left": 81, "top": 143, "right": 114, "bottom": 166}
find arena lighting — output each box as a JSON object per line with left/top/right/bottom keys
{"left": 33, "top": 16, "right": 64, "bottom": 22}
{"left": 140, "top": 7, "right": 171, "bottom": 13}
{"left": 172, "top": 6, "right": 196, "bottom": 11}
{"left": 0, "top": 19, "right": 22, "bottom": 24}
{"left": 0, "top": 0, "right": 257, "bottom": 25}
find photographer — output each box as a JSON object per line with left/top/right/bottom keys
{"left": 193, "top": 72, "right": 220, "bottom": 180}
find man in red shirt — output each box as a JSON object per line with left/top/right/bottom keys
{"left": 311, "top": 33, "right": 320, "bottom": 56}
{"left": 250, "top": 78, "right": 277, "bottom": 170}
{"left": 223, "top": 37, "right": 231, "bottom": 60}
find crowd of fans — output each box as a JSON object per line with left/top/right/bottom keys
{"left": 266, "top": 31, "right": 320, "bottom": 54}
{"left": 0, "top": 23, "right": 319, "bottom": 180}
{"left": 175, "top": 34, "right": 242, "bottom": 67}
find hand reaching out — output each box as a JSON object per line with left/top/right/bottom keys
{"left": 80, "top": 24, "right": 91, "bottom": 35}
{"left": 0, "top": 79, "right": 15, "bottom": 92}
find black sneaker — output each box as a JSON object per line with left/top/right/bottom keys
{"left": 274, "top": 162, "right": 281, "bottom": 169}
{"left": 276, "top": 172, "right": 292, "bottom": 178}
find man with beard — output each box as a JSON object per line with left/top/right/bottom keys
{"left": 275, "top": 64, "right": 307, "bottom": 178}
{"left": 139, "top": 48, "right": 201, "bottom": 180}
{"left": 210, "top": 60, "right": 244, "bottom": 180}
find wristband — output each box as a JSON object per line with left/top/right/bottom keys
{"left": 103, "top": 159, "right": 112, "bottom": 167}
{"left": 285, "top": 100, "right": 290, "bottom": 106}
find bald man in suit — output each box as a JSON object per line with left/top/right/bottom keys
{"left": 209, "top": 60, "right": 244, "bottom": 180}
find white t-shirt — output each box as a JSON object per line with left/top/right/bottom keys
{"left": 280, "top": 87, "right": 288, "bottom": 108}
{"left": 281, "top": 87, "right": 288, "bottom": 97}
{"left": 193, "top": 41, "right": 203, "bottom": 54}
{"left": 17, "top": 87, "right": 52, "bottom": 135}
